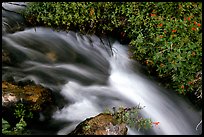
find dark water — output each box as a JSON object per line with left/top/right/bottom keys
{"left": 2, "top": 3, "right": 202, "bottom": 135}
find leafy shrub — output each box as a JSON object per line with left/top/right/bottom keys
{"left": 2, "top": 117, "right": 29, "bottom": 135}
{"left": 104, "top": 106, "right": 155, "bottom": 131}
{"left": 22, "top": 2, "right": 130, "bottom": 37}
{"left": 14, "top": 103, "right": 33, "bottom": 119}
{"left": 21, "top": 2, "right": 202, "bottom": 106}
{"left": 128, "top": 2, "right": 202, "bottom": 97}
{"left": 2, "top": 103, "right": 33, "bottom": 135}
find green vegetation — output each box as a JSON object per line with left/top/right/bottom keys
{"left": 21, "top": 2, "right": 202, "bottom": 107}
{"left": 14, "top": 103, "right": 33, "bottom": 119}
{"left": 2, "top": 103, "right": 32, "bottom": 135}
{"left": 2, "top": 117, "right": 29, "bottom": 135}
{"left": 104, "top": 106, "right": 153, "bottom": 131}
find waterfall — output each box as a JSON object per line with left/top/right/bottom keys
{"left": 2, "top": 2, "right": 202, "bottom": 135}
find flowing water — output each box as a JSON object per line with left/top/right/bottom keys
{"left": 2, "top": 3, "right": 202, "bottom": 135}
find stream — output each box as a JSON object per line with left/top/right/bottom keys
{"left": 2, "top": 2, "right": 202, "bottom": 135}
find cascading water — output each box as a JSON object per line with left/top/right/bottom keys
{"left": 2, "top": 3, "right": 202, "bottom": 135}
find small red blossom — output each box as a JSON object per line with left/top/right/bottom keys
{"left": 152, "top": 122, "right": 160, "bottom": 127}
{"left": 151, "top": 13, "right": 156, "bottom": 17}
{"left": 172, "top": 30, "right": 177, "bottom": 33}
{"left": 181, "top": 85, "right": 184, "bottom": 89}
{"left": 187, "top": 17, "right": 191, "bottom": 21}
{"left": 145, "top": 60, "right": 153, "bottom": 65}
{"left": 197, "top": 23, "right": 201, "bottom": 27}
{"left": 191, "top": 27, "right": 197, "bottom": 31}
{"left": 194, "top": 21, "right": 197, "bottom": 25}
{"left": 184, "top": 17, "right": 186, "bottom": 21}
{"left": 158, "top": 23, "right": 163, "bottom": 27}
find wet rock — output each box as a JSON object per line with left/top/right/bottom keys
{"left": 69, "top": 113, "right": 128, "bottom": 135}
{"left": 2, "top": 81, "right": 53, "bottom": 111}
{"left": 2, "top": 49, "right": 11, "bottom": 65}
{"left": 2, "top": 2, "right": 27, "bottom": 34}
{"left": 2, "top": 81, "right": 54, "bottom": 127}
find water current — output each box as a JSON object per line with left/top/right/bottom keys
{"left": 2, "top": 2, "right": 202, "bottom": 135}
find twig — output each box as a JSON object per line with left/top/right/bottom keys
{"left": 99, "top": 37, "right": 111, "bottom": 57}
{"left": 107, "top": 36, "right": 113, "bottom": 56}
{"left": 196, "top": 120, "right": 202, "bottom": 131}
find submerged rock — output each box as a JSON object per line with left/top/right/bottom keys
{"left": 69, "top": 113, "right": 128, "bottom": 135}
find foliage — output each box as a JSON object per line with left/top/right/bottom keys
{"left": 128, "top": 2, "right": 202, "bottom": 97}
{"left": 14, "top": 103, "right": 33, "bottom": 119}
{"left": 2, "top": 117, "right": 30, "bottom": 135}
{"left": 104, "top": 106, "right": 155, "bottom": 131}
{"left": 21, "top": 2, "right": 202, "bottom": 106}
{"left": 2, "top": 103, "right": 33, "bottom": 135}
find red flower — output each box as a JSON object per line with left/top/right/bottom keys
{"left": 151, "top": 13, "right": 156, "bottom": 17}
{"left": 152, "top": 122, "right": 160, "bottom": 127}
{"left": 158, "top": 23, "right": 163, "bottom": 27}
{"left": 187, "top": 17, "right": 191, "bottom": 21}
{"left": 194, "top": 21, "right": 197, "bottom": 25}
{"left": 184, "top": 17, "right": 186, "bottom": 21}
{"left": 172, "top": 30, "right": 177, "bottom": 33}
{"left": 192, "top": 27, "right": 197, "bottom": 31}
{"left": 181, "top": 85, "right": 184, "bottom": 89}
{"left": 197, "top": 23, "right": 201, "bottom": 27}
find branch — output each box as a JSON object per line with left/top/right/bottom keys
{"left": 195, "top": 120, "right": 202, "bottom": 131}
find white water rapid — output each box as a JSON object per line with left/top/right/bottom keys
{"left": 53, "top": 41, "right": 202, "bottom": 135}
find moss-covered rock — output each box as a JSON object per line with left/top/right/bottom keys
{"left": 2, "top": 81, "right": 53, "bottom": 111}
{"left": 69, "top": 113, "right": 128, "bottom": 135}
{"left": 2, "top": 81, "right": 54, "bottom": 127}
